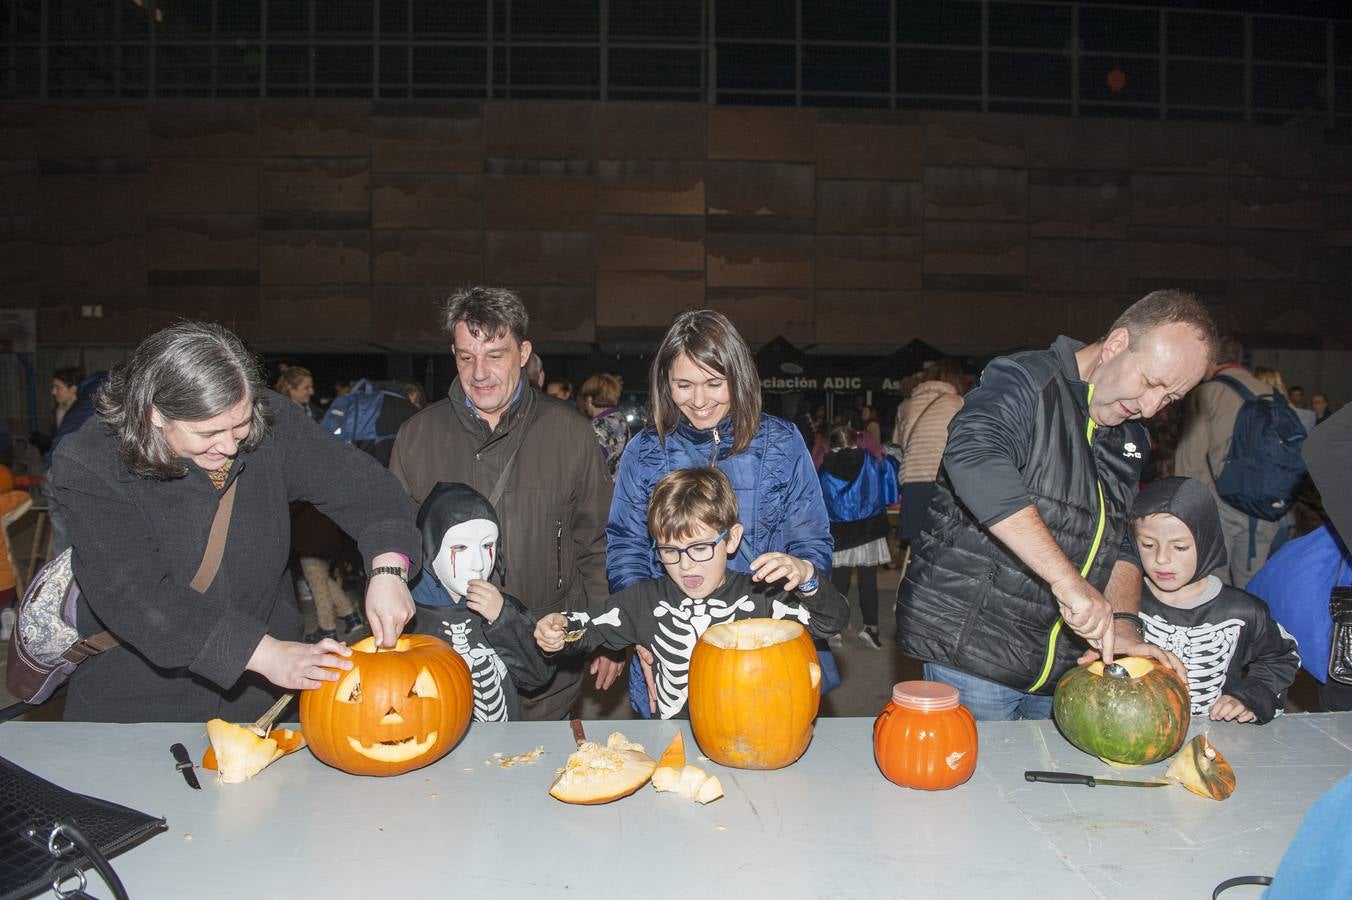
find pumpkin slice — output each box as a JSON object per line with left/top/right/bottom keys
{"left": 549, "top": 731, "right": 656, "bottom": 805}
{"left": 1166, "top": 734, "right": 1236, "bottom": 801}
{"left": 202, "top": 728, "right": 305, "bottom": 771}
{"left": 652, "top": 763, "right": 724, "bottom": 805}
{"left": 205, "top": 719, "right": 291, "bottom": 784}
{"left": 656, "top": 731, "right": 686, "bottom": 770}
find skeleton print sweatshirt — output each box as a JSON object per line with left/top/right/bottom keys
{"left": 560, "top": 571, "right": 849, "bottom": 719}
{"left": 1132, "top": 477, "right": 1301, "bottom": 724}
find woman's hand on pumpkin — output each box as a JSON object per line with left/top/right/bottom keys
{"left": 246, "top": 634, "right": 352, "bottom": 691}
{"left": 750, "top": 552, "right": 814, "bottom": 591}
{"left": 464, "top": 579, "right": 504, "bottom": 624}
{"left": 535, "top": 614, "right": 568, "bottom": 652}
{"left": 1209, "top": 695, "right": 1257, "bottom": 723}
{"left": 364, "top": 558, "right": 414, "bottom": 648}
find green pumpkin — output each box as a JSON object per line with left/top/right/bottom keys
{"left": 1053, "top": 656, "right": 1190, "bottom": 766}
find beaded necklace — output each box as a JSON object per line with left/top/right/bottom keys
{"left": 206, "top": 458, "right": 233, "bottom": 490}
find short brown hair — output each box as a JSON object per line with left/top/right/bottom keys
{"left": 579, "top": 372, "right": 621, "bottom": 409}
{"left": 440, "top": 285, "right": 529, "bottom": 345}
{"left": 1107, "top": 289, "right": 1220, "bottom": 366}
{"left": 647, "top": 467, "right": 740, "bottom": 543}
{"left": 649, "top": 310, "right": 761, "bottom": 455}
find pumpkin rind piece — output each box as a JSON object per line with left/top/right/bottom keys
{"left": 202, "top": 728, "right": 305, "bottom": 771}
{"left": 206, "top": 718, "right": 284, "bottom": 784}
{"left": 1053, "top": 656, "right": 1190, "bottom": 766}
{"left": 549, "top": 732, "right": 656, "bottom": 805}
{"left": 1166, "top": 734, "right": 1236, "bottom": 800}
{"left": 656, "top": 731, "right": 685, "bottom": 770}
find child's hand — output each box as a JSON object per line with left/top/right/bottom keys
{"left": 1209, "top": 695, "right": 1257, "bottom": 723}
{"left": 535, "top": 613, "right": 568, "bottom": 652}
{"left": 750, "top": 552, "right": 814, "bottom": 591}
{"left": 464, "top": 579, "right": 505, "bottom": 624}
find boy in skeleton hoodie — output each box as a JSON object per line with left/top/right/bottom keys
{"left": 410, "top": 482, "right": 553, "bottom": 722}
{"left": 535, "top": 467, "right": 848, "bottom": 719}
{"left": 1130, "top": 476, "right": 1299, "bottom": 724}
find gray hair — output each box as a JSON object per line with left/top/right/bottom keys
{"left": 439, "top": 285, "right": 529, "bottom": 346}
{"left": 96, "top": 321, "right": 270, "bottom": 479}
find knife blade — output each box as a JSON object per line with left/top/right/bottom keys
{"left": 170, "top": 742, "right": 202, "bottom": 790}
{"left": 1025, "top": 770, "right": 1169, "bottom": 788}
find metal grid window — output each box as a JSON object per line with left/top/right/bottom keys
{"left": 1, "top": 0, "right": 1348, "bottom": 125}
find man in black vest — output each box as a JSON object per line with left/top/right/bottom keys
{"left": 895, "top": 290, "right": 1216, "bottom": 720}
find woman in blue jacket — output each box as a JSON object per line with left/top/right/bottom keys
{"left": 607, "top": 309, "right": 834, "bottom": 716}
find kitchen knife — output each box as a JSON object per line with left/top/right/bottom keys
{"left": 1025, "top": 770, "right": 1169, "bottom": 788}
{"left": 170, "top": 742, "right": 202, "bottom": 790}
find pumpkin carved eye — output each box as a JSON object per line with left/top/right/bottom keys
{"left": 410, "top": 668, "right": 438, "bottom": 698}
{"left": 335, "top": 668, "right": 362, "bottom": 703}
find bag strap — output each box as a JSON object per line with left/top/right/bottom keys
{"left": 190, "top": 477, "right": 239, "bottom": 594}
{"left": 59, "top": 476, "right": 239, "bottom": 668}
{"left": 1211, "top": 373, "right": 1258, "bottom": 403}
{"left": 489, "top": 412, "right": 534, "bottom": 510}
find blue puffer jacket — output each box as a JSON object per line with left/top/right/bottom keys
{"left": 607, "top": 413, "right": 834, "bottom": 591}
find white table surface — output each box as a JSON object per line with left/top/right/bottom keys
{"left": 2, "top": 713, "right": 1350, "bottom": 899}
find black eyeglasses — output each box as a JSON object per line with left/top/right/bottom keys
{"left": 653, "top": 530, "right": 728, "bottom": 565}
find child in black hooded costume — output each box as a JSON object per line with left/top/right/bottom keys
{"left": 410, "top": 482, "right": 552, "bottom": 721}
{"left": 1131, "top": 476, "right": 1299, "bottom": 724}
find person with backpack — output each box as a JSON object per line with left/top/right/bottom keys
{"left": 1174, "top": 338, "right": 1307, "bottom": 587}
{"left": 320, "top": 377, "right": 419, "bottom": 467}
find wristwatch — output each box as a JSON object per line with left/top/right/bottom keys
{"left": 369, "top": 566, "right": 407, "bottom": 583}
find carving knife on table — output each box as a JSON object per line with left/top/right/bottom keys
{"left": 170, "top": 742, "right": 201, "bottom": 790}
{"left": 1025, "top": 770, "right": 1169, "bottom": 788}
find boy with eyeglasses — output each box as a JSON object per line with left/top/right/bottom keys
{"left": 535, "top": 467, "right": 847, "bottom": 718}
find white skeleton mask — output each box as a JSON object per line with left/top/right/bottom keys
{"left": 432, "top": 518, "right": 498, "bottom": 598}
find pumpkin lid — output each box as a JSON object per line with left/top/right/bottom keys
{"left": 891, "top": 680, "right": 961, "bottom": 711}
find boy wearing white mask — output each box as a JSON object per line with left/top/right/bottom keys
{"left": 410, "top": 482, "right": 553, "bottom": 721}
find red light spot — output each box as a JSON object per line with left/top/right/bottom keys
{"left": 1107, "top": 68, "right": 1127, "bottom": 93}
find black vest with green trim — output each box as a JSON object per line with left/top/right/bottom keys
{"left": 896, "top": 344, "right": 1150, "bottom": 694}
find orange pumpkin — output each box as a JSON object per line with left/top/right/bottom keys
{"left": 874, "top": 681, "right": 978, "bottom": 791}
{"left": 0, "top": 465, "right": 13, "bottom": 493}
{"left": 687, "top": 619, "right": 821, "bottom": 770}
{"left": 300, "top": 635, "right": 473, "bottom": 776}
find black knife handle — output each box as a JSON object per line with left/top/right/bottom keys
{"left": 1025, "top": 770, "right": 1095, "bottom": 786}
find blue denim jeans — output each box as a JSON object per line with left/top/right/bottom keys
{"left": 924, "top": 662, "right": 1053, "bottom": 721}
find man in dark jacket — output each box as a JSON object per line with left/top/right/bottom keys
{"left": 895, "top": 289, "right": 1216, "bottom": 720}
{"left": 389, "top": 286, "right": 614, "bottom": 721}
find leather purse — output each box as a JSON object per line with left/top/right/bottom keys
{"left": 0, "top": 754, "right": 165, "bottom": 900}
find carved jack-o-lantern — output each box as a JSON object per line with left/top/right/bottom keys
{"left": 300, "top": 635, "right": 473, "bottom": 776}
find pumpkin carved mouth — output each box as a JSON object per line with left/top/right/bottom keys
{"left": 346, "top": 732, "right": 439, "bottom": 762}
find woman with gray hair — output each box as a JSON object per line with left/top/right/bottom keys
{"left": 48, "top": 321, "right": 422, "bottom": 723}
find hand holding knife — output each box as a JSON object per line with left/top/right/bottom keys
{"left": 1025, "top": 770, "right": 1169, "bottom": 788}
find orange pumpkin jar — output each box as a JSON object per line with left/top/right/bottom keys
{"left": 873, "top": 681, "right": 978, "bottom": 791}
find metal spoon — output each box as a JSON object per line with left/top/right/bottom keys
{"left": 1102, "top": 660, "right": 1129, "bottom": 678}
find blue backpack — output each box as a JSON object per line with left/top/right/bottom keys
{"left": 320, "top": 379, "right": 403, "bottom": 447}
{"left": 1206, "top": 374, "right": 1307, "bottom": 521}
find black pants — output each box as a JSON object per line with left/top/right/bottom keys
{"left": 831, "top": 565, "right": 878, "bottom": 628}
